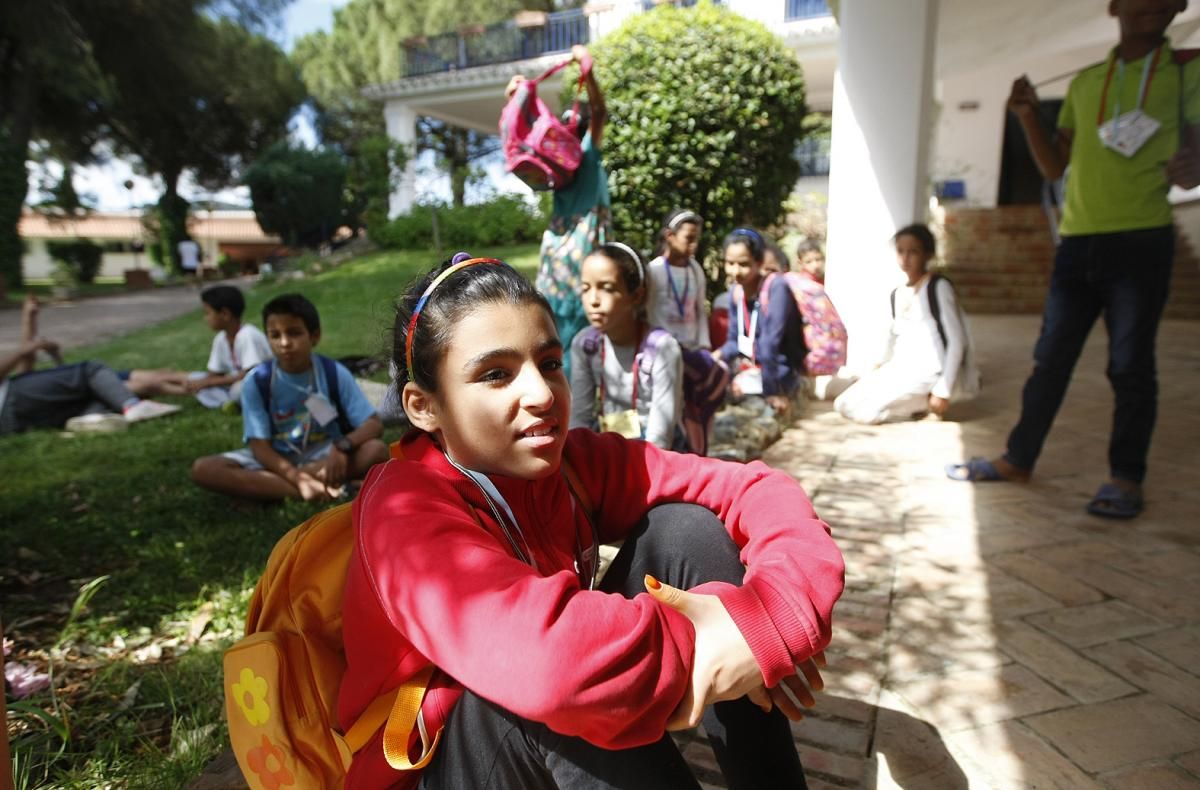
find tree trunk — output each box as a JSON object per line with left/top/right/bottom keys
{"left": 157, "top": 170, "right": 190, "bottom": 275}
{"left": 449, "top": 127, "right": 468, "bottom": 208}
{"left": 0, "top": 45, "right": 36, "bottom": 290}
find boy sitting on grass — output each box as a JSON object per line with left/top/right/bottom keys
{"left": 111, "top": 285, "right": 272, "bottom": 408}
{"left": 186, "top": 285, "right": 273, "bottom": 408}
{"left": 190, "top": 293, "right": 389, "bottom": 502}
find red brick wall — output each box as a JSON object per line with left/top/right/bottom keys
{"left": 937, "top": 204, "right": 1200, "bottom": 319}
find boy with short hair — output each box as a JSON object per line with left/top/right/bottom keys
{"left": 947, "top": 0, "right": 1200, "bottom": 518}
{"left": 185, "top": 285, "right": 273, "bottom": 408}
{"left": 190, "top": 293, "right": 389, "bottom": 501}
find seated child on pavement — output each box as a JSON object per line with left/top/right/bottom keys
{"left": 715, "top": 228, "right": 805, "bottom": 415}
{"left": 569, "top": 242, "right": 686, "bottom": 450}
{"left": 190, "top": 293, "right": 389, "bottom": 502}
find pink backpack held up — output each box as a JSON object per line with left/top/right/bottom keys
{"left": 500, "top": 55, "right": 591, "bottom": 192}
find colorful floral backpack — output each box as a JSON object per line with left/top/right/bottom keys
{"left": 759, "top": 272, "right": 848, "bottom": 377}
{"left": 499, "top": 55, "right": 590, "bottom": 192}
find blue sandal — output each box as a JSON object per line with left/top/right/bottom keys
{"left": 945, "top": 457, "right": 1005, "bottom": 482}
{"left": 1086, "top": 483, "right": 1143, "bottom": 519}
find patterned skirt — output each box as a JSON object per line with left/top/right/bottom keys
{"left": 536, "top": 208, "right": 612, "bottom": 373}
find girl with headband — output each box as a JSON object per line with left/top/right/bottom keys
{"left": 569, "top": 242, "right": 686, "bottom": 450}
{"left": 716, "top": 228, "right": 806, "bottom": 414}
{"left": 647, "top": 208, "right": 730, "bottom": 455}
{"left": 648, "top": 208, "right": 709, "bottom": 351}
{"left": 338, "top": 252, "right": 844, "bottom": 789}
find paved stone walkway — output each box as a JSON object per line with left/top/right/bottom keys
{"left": 0, "top": 281, "right": 246, "bottom": 350}
{"left": 689, "top": 314, "right": 1199, "bottom": 789}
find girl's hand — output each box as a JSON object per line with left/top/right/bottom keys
{"left": 747, "top": 650, "right": 827, "bottom": 722}
{"left": 643, "top": 576, "right": 767, "bottom": 730}
{"left": 766, "top": 394, "right": 791, "bottom": 414}
{"left": 928, "top": 394, "right": 950, "bottom": 416}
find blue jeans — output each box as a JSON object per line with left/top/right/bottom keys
{"left": 1004, "top": 226, "right": 1175, "bottom": 483}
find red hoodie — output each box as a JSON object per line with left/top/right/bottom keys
{"left": 339, "top": 428, "right": 844, "bottom": 788}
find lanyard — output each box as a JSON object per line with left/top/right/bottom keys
{"left": 272, "top": 363, "right": 316, "bottom": 453}
{"left": 1097, "top": 45, "right": 1163, "bottom": 126}
{"left": 738, "top": 291, "right": 758, "bottom": 363}
{"left": 598, "top": 328, "right": 645, "bottom": 411}
{"left": 446, "top": 452, "right": 597, "bottom": 589}
{"left": 666, "top": 262, "right": 690, "bottom": 319}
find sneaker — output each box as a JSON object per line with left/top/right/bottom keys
{"left": 64, "top": 412, "right": 128, "bottom": 434}
{"left": 123, "top": 399, "right": 182, "bottom": 423}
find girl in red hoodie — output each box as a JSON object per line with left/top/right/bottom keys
{"left": 339, "top": 253, "right": 845, "bottom": 789}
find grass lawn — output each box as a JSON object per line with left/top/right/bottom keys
{"left": 1, "top": 244, "right": 539, "bottom": 788}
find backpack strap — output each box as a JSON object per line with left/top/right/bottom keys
{"left": 926, "top": 273, "right": 949, "bottom": 349}
{"left": 318, "top": 354, "right": 354, "bottom": 436}
{"left": 252, "top": 360, "right": 275, "bottom": 435}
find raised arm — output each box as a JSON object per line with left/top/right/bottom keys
{"left": 1008, "top": 76, "right": 1072, "bottom": 181}
{"left": 573, "top": 45, "right": 606, "bottom": 148}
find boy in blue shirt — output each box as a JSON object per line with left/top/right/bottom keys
{"left": 947, "top": 0, "right": 1200, "bottom": 518}
{"left": 191, "top": 293, "right": 389, "bottom": 502}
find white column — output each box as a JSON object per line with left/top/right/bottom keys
{"left": 824, "top": 0, "right": 939, "bottom": 370}
{"left": 385, "top": 100, "right": 418, "bottom": 219}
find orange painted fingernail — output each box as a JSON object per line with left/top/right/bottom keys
{"left": 644, "top": 574, "right": 662, "bottom": 590}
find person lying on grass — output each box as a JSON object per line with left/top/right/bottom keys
{"left": 191, "top": 293, "right": 389, "bottom": 502}
{"left": 337, "top": 253, "right": 844, "bottom": 788}
{"left": 0, "top": 295, "right": 180, "bottom": 435}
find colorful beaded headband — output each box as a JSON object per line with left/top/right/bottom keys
{"left": 405, "top": 254, "right": 504, "bottom": 383}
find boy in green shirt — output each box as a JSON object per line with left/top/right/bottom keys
{"left": 948, "top": 0, "right": 1199, "bottom": 518}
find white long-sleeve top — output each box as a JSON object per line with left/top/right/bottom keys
{"left": 885, "top": 274, "right": 967, "bottom": 399}
{"left": 569, "top": 329, "right": 684, "bottom": 449}
{"left": 646, "top": 256, "right": 710, "bottom": 350}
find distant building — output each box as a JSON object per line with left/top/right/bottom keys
{"left": 19, "top": 210, "right": 286, "bottom": 280}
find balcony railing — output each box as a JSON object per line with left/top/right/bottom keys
{"left": 786, "top": 0, "right": 832, "bottom": 20}
{"left": 640, "top": 0, "right": 723, "bottom": 10}
{"left": 402, "top": 8, "right": 589, "bottom": 78}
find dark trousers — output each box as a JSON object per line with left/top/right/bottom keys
{"left": 419, "top": 503, "right": 807, "bottom": 790}
{"left": 0, "top": 361, "right": 135, "bottom": 434}
{"left": 1004, "top": 226, "right": 1174, "bottom": 483}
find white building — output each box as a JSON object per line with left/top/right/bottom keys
{"left": 367, "top": 0, "right": 1200, "bottom": 358}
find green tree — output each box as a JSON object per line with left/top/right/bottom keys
{"left": 245, "top": 141, "right": 349, "bottom": 247}
{"left": 582, "top": 1, "right": 809, "bottom": 294}
{"left": 97, "top": 15, "right": 305, "bottom": 273}
{"left": 0, "top": 0, "right": 299, "bottom": 285}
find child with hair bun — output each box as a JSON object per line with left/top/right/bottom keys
{"left": 570, "top": 242, "right": 685, "bottom": 450}
{"left": 338, "top": 251, "right": 844, "bottom": 789}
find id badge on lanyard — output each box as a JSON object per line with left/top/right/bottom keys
{"left": 1097, "top": 47, "right": 1163, "bottom": 158}
{"left": 737, "top": 295, "right": 758, "bottom": 361}
{"left": 597, "top": 337, "right": 644, "bottom": 439}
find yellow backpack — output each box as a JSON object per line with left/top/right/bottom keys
{"left": 222, "top": 442, "right": 439, "bottom": 789}
{"left": 222, "top": 444, "right": 595, "bottom": 789}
